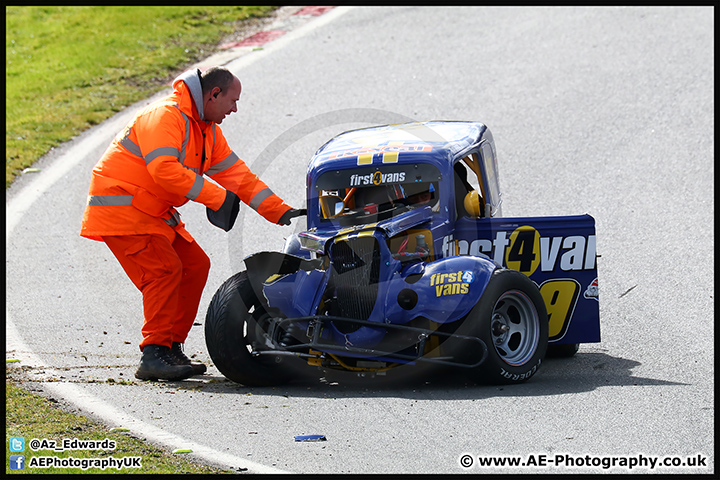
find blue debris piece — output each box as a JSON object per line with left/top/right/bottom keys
{"left": 294, "top": 434, "right": 327, "bottom": 442}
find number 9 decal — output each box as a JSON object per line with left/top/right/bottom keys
{"left": 539, "top": 279, "right": 580, "bottom": 340}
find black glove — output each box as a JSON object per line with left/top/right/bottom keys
{"left": 207, "top": 190, "right": 240, "bottom": 231}
{"left": 278, "top": 208, "right": 307, "bottom": 226}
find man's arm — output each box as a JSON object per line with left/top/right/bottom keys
{"left": 203, "top": 126, "right": 295, "bottom": 225}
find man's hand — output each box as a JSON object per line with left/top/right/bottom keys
{"left": 207, "top": 190, "right": 240, "bottom": 231}
{"left": 278, "top": 208, "right": 307, "bottom": 226}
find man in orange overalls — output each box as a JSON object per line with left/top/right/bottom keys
{"left": 81, "top": 66, "right": 305, "bottom": 381}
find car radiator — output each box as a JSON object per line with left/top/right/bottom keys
{"left": 328, "top": 236, "right": 382, "bottom": 322}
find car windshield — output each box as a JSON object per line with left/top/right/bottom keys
{"left": 315, "top": 164, "right": 441, "bottom": 224}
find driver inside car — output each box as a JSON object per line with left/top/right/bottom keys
{"left": 401, "top": 182, "right": 436, "bottom": 207}
{"left": 353, "top": 185, "right": 400, "bottom": 214}
{"left": 319, "top": 181, "right": 438, "bottom": 219}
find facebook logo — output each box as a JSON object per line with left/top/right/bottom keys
{"left": 9, "top": 455, "right": 25, "bottom": 470}
{"left": 9, "top": 436, "right": 25, "bottom": 452}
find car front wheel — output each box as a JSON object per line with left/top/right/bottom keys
{"left": 205, "top": 271, "right": 297, "bottom": 386}
{"left": 465, "top": 269, "right": 549, "bottom": 384}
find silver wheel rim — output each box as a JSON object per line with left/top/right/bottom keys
{"left": 490, "top": 290, "right": 540, "bottom": 366}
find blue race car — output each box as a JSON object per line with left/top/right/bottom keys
{"left": 205, "top": 121, "right": 600, "bottom": 386}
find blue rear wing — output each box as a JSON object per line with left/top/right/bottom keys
{"left": 453, "top": 214, "right": 600, "bottom": 345}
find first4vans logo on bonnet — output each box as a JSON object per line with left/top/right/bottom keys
{"left": 431, "top": 270, "right": 474, "bottom": 297}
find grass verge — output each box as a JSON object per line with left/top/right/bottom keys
{"left": 5, "top": 5, "right": 276, "bottom": 188}
{"left": 5, "top": 372, "right": 230, "bottom": 474}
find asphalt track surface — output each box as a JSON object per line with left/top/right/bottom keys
{"left": 6, "top": 6, "right": 714, "bottom": 475}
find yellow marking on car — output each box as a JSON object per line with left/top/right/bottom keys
{"left": 382, "top": 152, "right": 399, "bottom": 163}
{"left": 335, "top": 228, "right": 376, "bottom": 243}
{"left": 357, "top": 153, "right": 373, "bottom": 165}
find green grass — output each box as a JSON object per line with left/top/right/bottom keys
{"left": 6, "top": 6, "right": 276, "bottom": 474}
{"left": 5, "top": 376, "right": 231, "bottom": 474}
{"left": 5, "top": 6, "right": 276, "bottom": 188}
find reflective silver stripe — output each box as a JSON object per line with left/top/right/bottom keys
{"left": 118, "top": 102, "right": 186, "bottom": 164}
{"left": 249, "top": 188, "right": 274, "bottom": 211}
{"left": 185, "top": 174, "right": 205, "bottom": 201}
{"left": 88, "top": 194, "right": 179, "bottom": 226}
{"left": 119, "top": 135, "right": 142, "bottom": 158}
{"left": 119, "top": 129, "right": 180, "bottom": 166}
{"left": 205, "top": 152, "right": 239, "bottom": 176}
{"left": 164, "top": 210, "right": 181, "bottom": 227}
{"left": 87, "top": 195, "right": 133, "bottom": 206}
{"left": 145, "top": 146, "right": 180, "bottom": 165}
{"left": 177, "top": 109, "right": 190, "bottom": 165}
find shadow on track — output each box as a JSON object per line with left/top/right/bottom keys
{"left": 172, "top": 350, "right": 687, "bottom": 401}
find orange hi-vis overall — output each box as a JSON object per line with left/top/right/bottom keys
{"left": 81, "top": 69, "right": 292, "bottom": 350}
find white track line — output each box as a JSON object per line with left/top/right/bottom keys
{"left": 5, "top": 316, "right": 288, "bottom": 474}
{"left": 5, "top": 6, "right": 353, "bottom": 474}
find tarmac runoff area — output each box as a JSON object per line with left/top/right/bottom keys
{"left": 5, "top": 6, "right": 350, "bottom": 475}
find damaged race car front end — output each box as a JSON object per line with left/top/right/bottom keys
{"left": 205, "top": 121, "right": 598, "bottom": 386}
{"left": 244, "top": 214, "right": 498, "bottom": 378}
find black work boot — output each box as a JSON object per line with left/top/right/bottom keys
{"left": 169, "top": 342, "right": 207, "bottom": 375}
{"left": 135, "top": 344, "right": 194, "bottom": 381}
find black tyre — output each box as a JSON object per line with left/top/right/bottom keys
{"left": 546, "top": 343, "right": 580, "bottom": 358}
{"left": 465, "top": 269, "right": 548, "bottom": 384}
{"left": 205, "top": 271, "right": 295, "bottom": 386}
